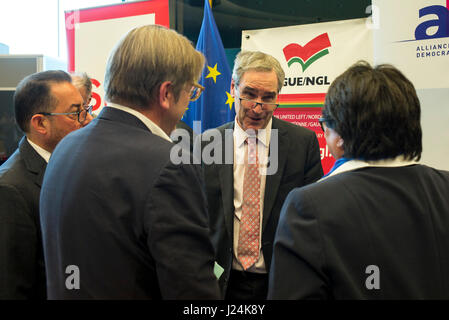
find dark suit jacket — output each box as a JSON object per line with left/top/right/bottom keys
{"left": 40, "top": 107, "right": 220, "bottom": 299}
{"left": 173, "top": 120, "right": 196, "bottom": 154}
{"left": 202, "top": 117, "right": 323, "bottom": 295}
{"left": 268, "top": 164, "right": 449, "bottom": 299}
{"left": 0, "top": 137, "right": 47, "bottom": 299}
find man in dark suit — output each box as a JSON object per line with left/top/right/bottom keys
{"left": 40, "top": 25, "right": 220, "bottom": 299}
{"left": 268, "top": 61, "right": 449, "bottom": 299}
{"left": 202, "top": 51, "right": 323, "bottom": 299}
{"left": 0, "top": 70, "right": 92, "bottom": 299}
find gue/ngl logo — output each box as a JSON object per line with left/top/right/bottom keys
{"left": 283, "top": 33, "right": 332, "bottom": 72}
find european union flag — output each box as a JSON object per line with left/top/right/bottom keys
{"left": 183, "top": 0, "right": 236, "bottom": 133}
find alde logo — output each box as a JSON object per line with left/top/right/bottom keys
{"left": 283, "top": 33, "right": 332, "bottom": 72}
{"left": 411, "top": 2, "right": 449, "bottom": 59}
{"left": 415, "top": 4, "right": 449, "bottom": 40}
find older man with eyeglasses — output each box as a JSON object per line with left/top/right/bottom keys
{"left": 0, "top": 70, "right": 92, "bottom": 299}
{"left": 201, "top": 51, "right": 323, "bottom": 300}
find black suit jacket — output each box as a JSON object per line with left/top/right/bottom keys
{"left": 40, "top": 107, "right": 220, "bottom": 299}
{"left": 268, "top": 164, "right": 449, "bottom": 299}
{"left": 202, "top": 117, "right": 323, "bottom": 295}
{"left": 0, "top": 137, "right": 47, "bottom": 299}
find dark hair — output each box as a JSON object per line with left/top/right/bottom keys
{"left": 14, "top": 70, "right": 72, "bottom": 133}
{"left": 323, "top": 61, "right": 422, "bottom": 161}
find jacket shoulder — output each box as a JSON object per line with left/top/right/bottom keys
{"left": 0, "top": 151, "right": 26, "bottom": 186}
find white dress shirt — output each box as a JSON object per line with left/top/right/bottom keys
{"left": 109, "top": 103, "right": 172, "bottom": 142}
{"left": 319, "top": 156, "right": 418, "bottom": 182}
{"left": 27, "top": 138, "right": 51, "bottom": 163}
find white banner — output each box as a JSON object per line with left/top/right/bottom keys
{"left": 373, "top": 0, "right": 449, "bottom": 89}
{"left": 65, "top": 0, "right": 169, "bottom": 112}
{"left": 373, "top": 0, "right": 449, "bottom": 170}
{"left": 242, "top": 18, "right": 373, "bottom": 95}
{"left": 241, "top": 18, "right": 373, "bottom": 173}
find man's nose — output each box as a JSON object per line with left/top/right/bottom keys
{"left": 252, "top": 102, "right": 264, "bottom": 113}
{"left": 83, "top": 112, "right": 94, "bottom": 126}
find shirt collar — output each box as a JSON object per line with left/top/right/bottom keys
{"left": 319, "top": 155, "right": 419, "bottom": 182}
{"left": 108, "top": 103, "right": 172, "bottom": 142}
{"left": 233, "top": 116, "right": 272, "bottom": 148}
{"left": 27, "top": 137, "right": 51, "bottom": 163}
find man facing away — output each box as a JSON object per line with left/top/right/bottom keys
{"left": 39, "top": 25, "right": 220, "bottom": 299}
{"left": 202, "top": 51, "right": 323, "bottom": 299}
{"left": 268, "top": 61, "right": 449, "bottom": 299}
{"left": 0, "top": 70, "right": 92, "bottom": 299}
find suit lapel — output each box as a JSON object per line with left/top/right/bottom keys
{"left": 19, "top": 137, "right": 47, "bottom": 188}
{"left": 218, "top": 123, "right": 235, "bottom": 239}
{"left": 262, "top": 118, "right": 288, "bottom": 231}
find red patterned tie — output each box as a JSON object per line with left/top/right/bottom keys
{"left": 237, "top": 136, "right": 260, "bottom": 270}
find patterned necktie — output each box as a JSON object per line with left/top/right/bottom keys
{"left": 237, "top": 136, "right": 261, "bottom": 270}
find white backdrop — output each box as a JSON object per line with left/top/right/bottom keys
{"left": 373, "top": 0, "right": 449, "bottom": 170}
{"left": 66, "top": 0, "right": 169, "bottom": 112}
{"left": 240, "top": 18, "right": 373, "bottom": 173}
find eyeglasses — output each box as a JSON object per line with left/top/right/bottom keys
{"left": 37, "top": 105, "right": 93, "bottom": 124}
{"left": 238, "top": 97, "right": 279, "bottom": 111}
{"left": 318, "top": 117, "right": 335, "bottom": 132}
{"left": 189, "top": 83, "right": 205, "bottom": 101}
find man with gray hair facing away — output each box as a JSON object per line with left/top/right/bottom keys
{"left": 40, "top": 25, "right": 220, "bottom": 299}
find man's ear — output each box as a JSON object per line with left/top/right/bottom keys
{"left": 230, "top": 79, "right": 236, "bottom": 97}
{"left": 158, "top": 81, "right": 173, "bottom": 111}
{"left": 337, "top": 137, "right": 344, "bottom": 148}
{"left": 29, "top": 114, "right": 49, "bottom": 135}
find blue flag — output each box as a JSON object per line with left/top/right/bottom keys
{"left": 183, "top": 0, "right": 236, "bottom": 133}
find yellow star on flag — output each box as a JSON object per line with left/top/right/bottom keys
{"left": 225, "top": 91, "right": 234, "bottom": 110}
{"left": 206, "top": 63, "right": 221, "bottom": 83}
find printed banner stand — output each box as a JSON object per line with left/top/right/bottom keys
{"left": 242, "top": 18, "right": 373, "bottom": 173}
{"left": 373, "top": 0, "right": 449, "bottom": 170}
{"left": 65, "top": 0, "right": 169, "bottom": 113}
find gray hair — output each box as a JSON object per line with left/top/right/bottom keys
{"left": 104, "top": 25, "right": 205, "bottom": 109}
{"left": 232, "top": 51, "right": 285, "bottom": 92}
{"left": 71, "top": 72, "right": 92, "bottom": 97}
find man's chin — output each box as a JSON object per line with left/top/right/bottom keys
{"left": 243, "top": 119, "right": 267, "bottom": 131}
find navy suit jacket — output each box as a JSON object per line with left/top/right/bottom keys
{"left": 202, "top": 117, "right": 323, "bottom": 296}
{"left": 269, "top": 164, "right": 449, "bottom": 299}
{"left": 0, "top": 137, "right": 47, "bottom": 299}
{"left": 40, "top": 107, "right": 220, "bottom": 299}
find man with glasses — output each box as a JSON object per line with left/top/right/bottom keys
{"left": 0, "top": 70, "right": 92, "bottom": 299}
{"left": 201, "top": 51, "right": 323, "bottom": 299}
{"left": 39, "top": 25, "right": 220, "bottom": 299}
